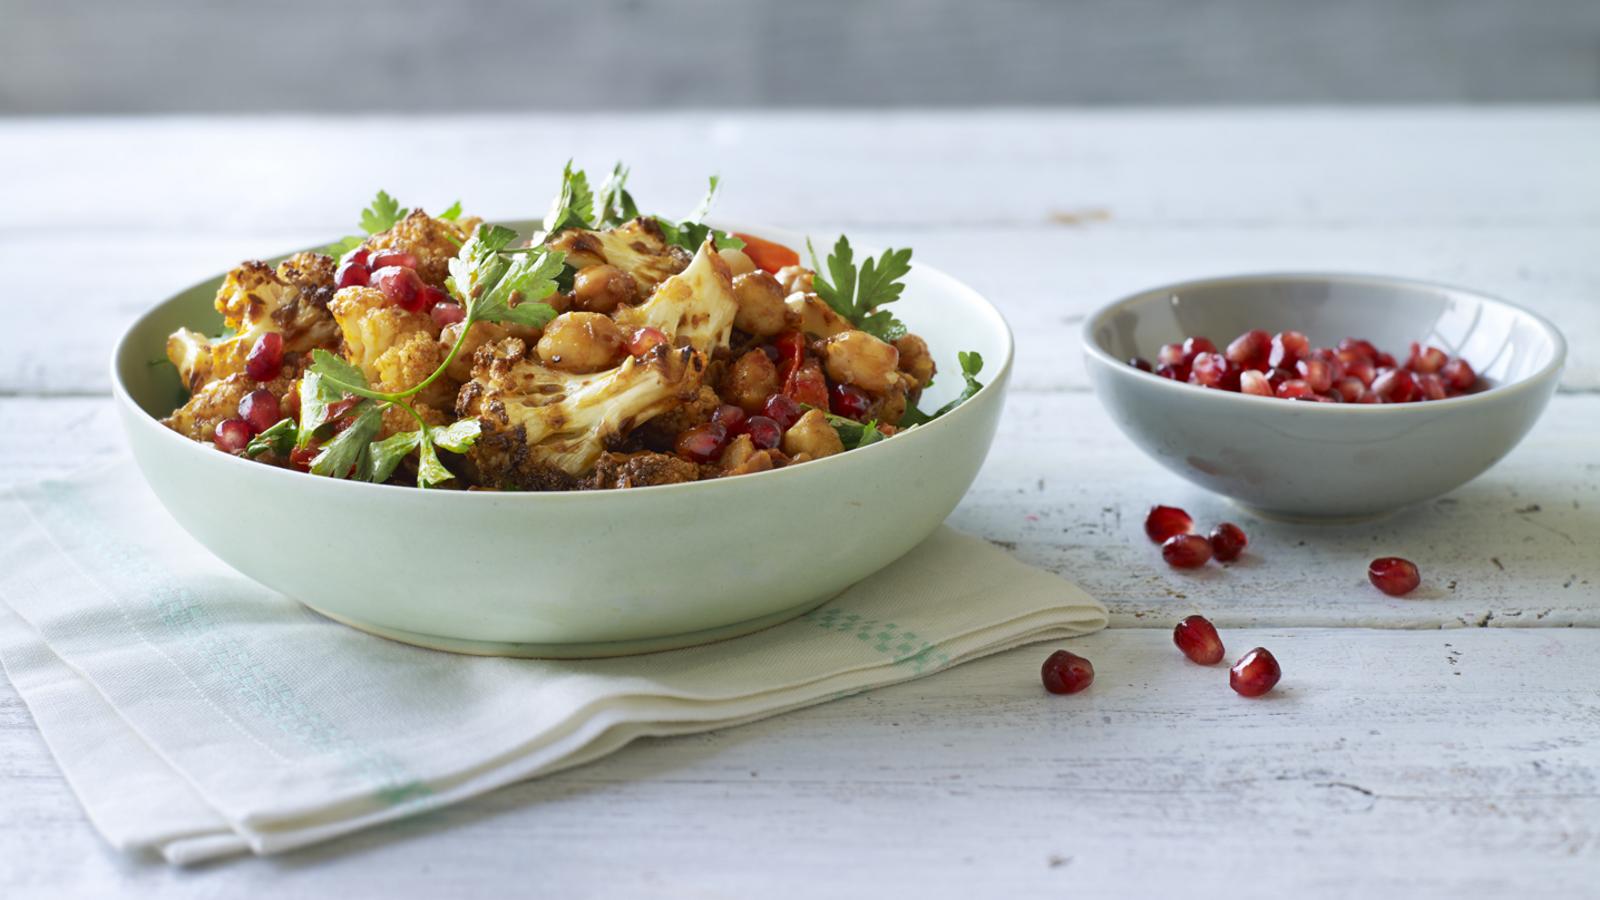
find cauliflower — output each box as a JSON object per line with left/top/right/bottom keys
{"left": 548, "top": 217, "right": 689, "bottom": 290}
{"left": 457, "top": 336, "right": 705, "bottom": 484}
{"left": 363, "top": 209, "right": 476, "bottom": 286}
{"left": 612, "top": 241, "right": 739, "bottom": 354}
{"left": 167, "top": 257, "right": 339, "bottom": 389}
{"left": 163, "top": 372, "right": 296, "bottom": 441}
{"left": 326, "top": 286, "right": 452, "bottom": 405}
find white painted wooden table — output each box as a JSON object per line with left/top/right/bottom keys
{"left": 2, "top": 110, "right": 1598, "bottom": 898}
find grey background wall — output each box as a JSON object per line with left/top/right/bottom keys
{"left": 4, "top": 0, "right": 1599, "bottom": 113}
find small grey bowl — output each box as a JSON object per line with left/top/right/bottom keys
{"left": 1081, "top": 273, "right": 1567, "bottom": 521}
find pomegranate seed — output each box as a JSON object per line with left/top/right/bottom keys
{"left": 1374, "top": 350, "right": 1397, "bottom": 368}
{"left": 1338, "top": 337, "right": 1378, "bottom": 361}
{"left": 1128, "top": 357, "right": 1153, "bottom": 372}
{"left": 1240, "top": 370, "right": 1273, "bottom": 396}
{"left": 335, "top": 259, "right": 370, "bottom": 289}
{"left": 1229, "top": 647, "right": 1281, "bottom": 697}
{"left": 1040, "top": 650, "right": 1095, "bottom": 695}
{"left": 1266, "top": 366, "right": 1295, "bottom": 388}
{"left": 1144, "top": 504, "right": 1193, "bottom": 543}
{"left": 1296, "top": 358, "right": 1333, "bottom": 393}
{"left": 711, "top": 404, "right": 749, "bottom": 436}
{"left": 1181, "top": 336, "right": 1217, "bottom": 365}
{"left": 1418, "top": 373, "right": 1448, "bottom": 400}
{"left": 675, "top": 422, "right": 728, "bottom": 463}
{"left": 1441, "top": 358, "right": 1476, "bottom": 392}
{"left": 1268, "top": 331, "right": 1310, "bottom": 368}
{"left": 237, "top": 389, "right": 280, "bottom": 434}
{"left": 347, "top": 248, "right": 370, "bottom": 266}
{"left": 1208, "top": 522, "right": 1248, "bottom": 562}
{"left": 418, "top": 284, "right": 449, "bottom": 311}
{"left": 762, "top": 394, "right": 803, "bottom": 430}
{"left": 1275, "top": 379, "right": 1314, "bottom": 400}
{"left": 1406, "top": 342, "right": 1449, "bottom": 375}
{"left": 1161, "top": 533, "right": 1213, "bottom": 569}
{"left": 746, "top": 415, "right": 782, "bottom": 450}
{"left": 1368, "top": 557, "right": 1421, "bottom": 596}
{"left": 1345, "top": 359, "right": 1376, "bottom": 386}
{"left": 288, "top": 445, "right": 318, "bottom": 471}
{"left": 1372, "top": 368, "right": 1420, "bottom": 403}
{"left": 368, "top": 248, "right": 418, "bottom": 270}
{"left": 1155, "top": 363, "right": 1189, "bottom": 381}
{"left": 1226, "top": 329, "right": 1272, "bottom": 371}
{"left": 244, "top": 332, "right": 284, "bottom": 382}
{"left": 1188, "top": 352, "right": 1239, "bottom": 390}
{"left": 429, "top": 301, "right": 466, "bottom": 328}
{"left": 213, "top": 418, "right": 252, "bottom": 453}
{"left": 1157, "top": 342, "right": 1186, "bottom": 368}
{"left": 1173, "top": 615, "right": 1225, "bottom": 665}
{"left": 1333, "top": 376, "right": 1367, "bottom": 402}
{"left": 829, "top": 382, "right": 873, "bottom": 421}
{"left": 372, "top": 265, "right": 424, "bottom": 311}
{"left": 627, "top": 326, "right": 669, "bottom": 357}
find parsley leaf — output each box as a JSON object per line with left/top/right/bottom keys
{"left": 366, "top": 420, "right": 481, "bottom": 486}
{"left": 542, "top": 161, "right": 595, "bottom": 238}
{"left": 245, "top": 418, "right": 297, "bottom": 458}
{"left": 810, "top": 236, "right": 911, "bottom": 341}
{"left": 324, "top": 235, "right": 364, "bottom": 260}
{"left": 367, "top": 430, "right": 421, "bottom": 484}
{"left": 360, "top": 190, "right": 409, "bottom": 234}
{"left": 296, "top": 367, "right": 349, "bottom": 447}
{"left": 438, "top": 200, "right": 463, "bottom": 222}
{"left": 901, "top": 351, "right": 985, "bottom": 426}
{"left": 655, "top": 176, "right": 745, "bottom": 252}
{"left": 307, "top": 349, "right": 390, "bottom": 403}
{"left": 596, "top": 163, "right": 640, "bottom": 227}
{"left": 310, "top": 402, "right": 382, "bottom": 478}
{"left": 449, "top": 227, "right": 564, "bottom": 328}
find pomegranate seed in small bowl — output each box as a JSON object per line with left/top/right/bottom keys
{"left": 1143, "top": 504, "right": 1192, "bottom": 543}
{"left": 1229, "top": 647, "right": 1281, "bottom": 697}
{"left": 1173, "top": 615, "right": 1225, "bottom": 665}
{"left": 1040, "top": 650, "right": 1094, "bottom": 695}
{"left": 1082, "top": 273, "right": 1565, "bottom": 518}
{"left": 1368, "top": 557, "right": 1421, "bottom": 596}
{"left": 1161, "top": 533, "right": 1212, "bottom": 569}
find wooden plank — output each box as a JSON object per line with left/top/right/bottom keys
{"left": 5, "top": 223, "right": 1596, "bottom": 395}
{"left": 3, "top": 628, "right": 1597, "bottom": 896}
{"left": 6, "top": 394, "right": 1596, "bottom": 629}
{"left": 2, "top": 110, "right": 1598, "bottom": 234}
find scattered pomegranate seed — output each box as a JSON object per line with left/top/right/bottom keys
{"left": 244, "top": 332, "right": 284, "bottom": 382}
{"left": 237, "top": 389, "right": 280, "bottom": 434}
{"left": 213, "top": 418, "right": 252, "bottom": 453}
{"left": 1268, "top": 331, "right": 1310, "bottom": 368}
{"left": 829, "top": 382, "right": 873, "bottom": 421}
{"left": 1173, "top": 615, "right": 1225, "bottom": 665}
{"left": 627, "top": 326, "right": 669, "bottom": 357}
{"left": 1208, "top": 522, "right": 1248, "bottom": 562}
{"left": 675, "top": 422, "right": 728, "bottom": 463}
{"left": 1161, "top": 533, "right": 1213, "bottom": 569}
{"left": 429, "top": 301, "right": 466, "bottom": 328}
{"left": 1226, "top": 329, "right": 1271, "bottom": 370}
{"left": 1040, "top": 650, "right": 1095, "bottom": 695}
{"left": 1441, "top": 358, "right": 1477, "bottom": 392}
{"left": 372, "top": 265, "right": 424, "bottom": 311}
{"left": 1128, "top": 357, "right": 1153, "bottom": 372}
{"left": 746, "top": 415, "right": 782, "bottom": 450}
{"left": 335, "top": 259, "right": 370, "bottom": 289}
{"left": 1144, "top": 504, "right": 1193, "bottom": 543}
{"left": 1368, "top": 557, "right": 1421, "bottom": 596}
{"left": 1239, "top": 370, "right": 1273, "bottom": 396}
{"left": 711, "top": 404, "right": 749, "bottom": 436}
{"left": 368, "top": 248, "right": 419, "bottom": 270}
{"left": 762, "top": 394, "right": 803, "bottom": 430}
{"left": 1229, "top": 647, "right": 1281, "bottom": 697}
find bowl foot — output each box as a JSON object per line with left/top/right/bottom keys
{"left": 1227, "top": 498, "right": 1401, "bottom": 525}
{"left": 302, "top": 596, "right": 835, "bottom": 659}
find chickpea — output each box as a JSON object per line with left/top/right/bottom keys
{"left": 570, "top": 264, "right": 638, "bottom": 314}
{"left": 535, "top": 312, "right": 624, "bottom": 373}
{"left": 893, "top": 333, "right": 936, "bottom": 388}
{"left": 781, "top": 408, "right": 844, "bottom": 460}
{"left": 724, "top": 348, "right": 780, "bottom": 412}
{"left": 731, "top": 271, "right": 789, "bottom": 338}
{"left": 775, "top": 265, "right": 813, "bottom": 295}
{"left": 786, "top": 293, "right": 852, "bottom": 338}
{"left": 719, "top": 247, "right": 757, "bottom": 277}
{"left": 821, "top": 330, "right": 900, "bottom": 393}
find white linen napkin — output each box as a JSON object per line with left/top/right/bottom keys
{"left": 0, "top": 460, "right": 1105, "bottom": 865}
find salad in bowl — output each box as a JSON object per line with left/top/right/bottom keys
{"left": 161, "top": 164, "right": 985, "bottom": 492}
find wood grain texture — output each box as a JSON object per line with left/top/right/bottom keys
{"left": 4, "top": 629, "right": 1597, "bottom": 897}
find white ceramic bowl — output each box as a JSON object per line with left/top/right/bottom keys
{"left": 113, "top": 224, "right": 1013, "bottom": 657}
{"left": 1082, "top": 273, "right": 1565, "bottom": 520}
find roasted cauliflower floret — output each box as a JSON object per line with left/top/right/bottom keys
{"left": 169, "top": 258, "right": 340, "bottom": 387}
{"left": 163, "top": 372, "right": 296, "bottom": 441}
{"left": 591, "top": 451, "right": 700, "bottom": 489}
{"left": 458, "top": 337, "right": 706, "bottom": 482}
{"left": 613, "top": 241, "right": 739, "bottom": 354}
{"left": 363, "top": 209, "right": 475, "bottom": 286}
{"left": 548, "top": 217, "right": 689, "bottom": 290}
{"left": 167, "top": 328, "right": 216, "bottom": 394}
{"left": 785, "top": 292, "right": 852, "bottom": 338}
{"left": 781, "top": 408, "right": 845, "bottom": 461}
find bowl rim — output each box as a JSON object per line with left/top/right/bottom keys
{"left": 111, "top": 224, "right": 1015, "bottom": 501}
{"left": 1080, "top": 270, "right": 1568, "bottom": 414}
